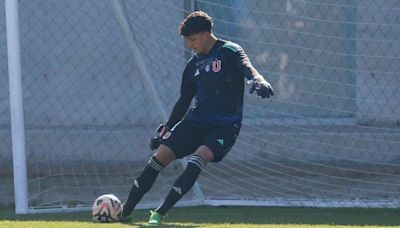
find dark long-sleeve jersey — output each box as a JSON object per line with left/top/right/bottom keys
{"left": 166, "top": 39, "right": 262, "bottom": 128}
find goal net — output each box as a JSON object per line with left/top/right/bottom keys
{"left": 2, "top": 0, "right": 400, "bottom": 213}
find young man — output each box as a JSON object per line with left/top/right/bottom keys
{"left": 121, "top": 11, "right": 274, "bottom": 224}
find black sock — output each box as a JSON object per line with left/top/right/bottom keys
{"left": 155, "top": 155, "right": 204, "bottom": 215}
{"left": 122, "top": 156, "right": 164, "bottom": 216}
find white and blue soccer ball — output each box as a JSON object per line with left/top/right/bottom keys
{"left": 92, "top": 194, "right": 123, "bottom": 223}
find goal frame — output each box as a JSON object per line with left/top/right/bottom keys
{"left": 6, "top": 0, "right": 400, "bottom": 214}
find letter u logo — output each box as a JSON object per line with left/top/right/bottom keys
{"left": 212, "top": 60, "right": 221, "bottom": 72}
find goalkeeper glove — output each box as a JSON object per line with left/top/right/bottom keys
{"left": 149, "top": 124, "right": 170, "bottom": 150}
{"left": 248, "top": 76, "right": 274, "bottom": 99}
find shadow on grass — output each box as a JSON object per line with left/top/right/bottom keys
{"left": 166, "top": 206, "right": 400, "bottom": 227}
{"left": 1, "top": 206, "right": 400, "bottom": 226}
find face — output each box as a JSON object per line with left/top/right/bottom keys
{"left": 184, "top": 32, "right": 209, "bottom": 54}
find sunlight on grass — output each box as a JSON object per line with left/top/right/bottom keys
{"left": 1, "top": 206, "right": 399, "bottom": 227}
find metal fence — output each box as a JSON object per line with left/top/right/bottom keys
{"left": 1, "top": 0, "right": 400, "bottom": 211}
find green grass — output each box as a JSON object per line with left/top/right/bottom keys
{"left": 1, "top": 206, "right": 400, "bottom": 227}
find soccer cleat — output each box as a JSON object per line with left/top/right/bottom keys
{"left": 148, "top": 210, "right": 163, "bottom": 225}
{"left": 119, "top": 214, "right": 133, "bottom": 223}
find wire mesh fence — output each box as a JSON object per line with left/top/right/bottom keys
{"left": 1, "top": 0, "right": 400, "bottom": 210}
{"left": 0, "top": 1, "right": 14, "bottom": 206}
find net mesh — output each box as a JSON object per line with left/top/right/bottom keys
{"left": 0, "top": 1, "right": 13, "bottom": 207}
{"left": 1, "top": 0, "right": 399, "bottom": 210}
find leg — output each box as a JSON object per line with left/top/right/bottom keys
{"left": 153, "top": 145, "right": 213, "bottom": 216}
{"left": 122, "top": 145, "right": 175, "bottom": 217}
{"left": 151, "top": 123, "right": 240, "bottom": 220}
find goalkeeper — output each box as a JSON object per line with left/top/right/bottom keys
{"left": 121, "top": 11, "right": 274, "bottom": 225}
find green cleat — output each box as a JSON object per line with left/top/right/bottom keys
{"left": 148, "top": 210, "right": 163, "bottom": 225}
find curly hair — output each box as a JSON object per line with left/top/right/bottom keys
{"left": 179, "top": 11, "right": 213, "bottom": 36}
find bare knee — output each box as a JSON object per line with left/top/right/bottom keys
{"left": 193, "top": 145, "right": 214, "bottom": 163}
{"left": 154, "top": 144, "right": 176, "bottom": 166}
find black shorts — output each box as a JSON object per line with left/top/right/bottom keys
{"left": 161, "top": 120, "right": 241, "bottom": 162}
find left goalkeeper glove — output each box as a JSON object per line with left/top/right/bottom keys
{"left": 248, "top": 76, "right": 274, "bottom": 99}
{"left": 149, "top": 124, "right": 170, "bottom": 150}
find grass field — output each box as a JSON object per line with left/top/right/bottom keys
{"left": 1, "top": 206, "right": 400, "bottom": 227}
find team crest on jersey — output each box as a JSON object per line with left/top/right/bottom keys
{"left": 212, "top": 60, "right": 221, "bottom": 72}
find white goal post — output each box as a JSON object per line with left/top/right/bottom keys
{"left": 5, "top": 0, "right": 28, "bottom": 214}
{"left": 3, "top": 0, "right": 400, "bottom": 214}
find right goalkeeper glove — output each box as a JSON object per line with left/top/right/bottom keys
{"left": 149, "top": 124, "right": 170, "bottom": 150}
{"left": 248, "top": 77, "right": 274, "bottom": 99}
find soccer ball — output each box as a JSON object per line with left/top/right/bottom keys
{"left": 92, "top": 194, "right": 123, "bottom": 223}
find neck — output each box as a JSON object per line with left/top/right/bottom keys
{"left": 204, "top": 34, "right": 218, "bottom": 55}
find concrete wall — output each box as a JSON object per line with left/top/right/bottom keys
{"left": 0, "top": 0, "right": 184, "bottom": 161}
{"left": 0, "top": 0, "right": 399, "bottom": 163}
{"left": 16, "top": 0, "right": 167, "bottom": 127}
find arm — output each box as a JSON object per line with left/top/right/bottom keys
{"left": 150, "top": 91, "right": 193, "bottom": 150}
{"left": 235, "top": 47, "right": 261, "bottom": 81}
{"left": 165, "top": 88, "right": 195, "bottom": 129}
{"left": 150, "top": 61, "right": 196, "bottom": 150}
{"left": 165, "top": 60, "right": 197, "bottom": 129}
{"left": 233, "top": 46, "right": 274, "bottom": 98}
